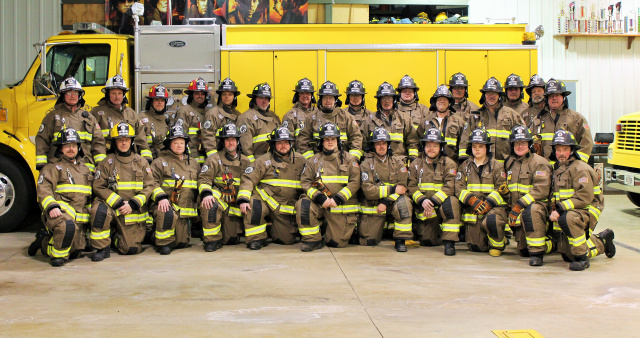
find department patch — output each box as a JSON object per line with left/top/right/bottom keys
{"left": 535, "top": 171, "right": 546, "bottom": 176}
{"left": 253, "top": 115, "right": 258, "bottom": 120}
{"left": 97, "top": 111, "right": 105, "bottom": 115}
{"left": 300, "top": 122, "right": 305, "bottom": 130}
{"left": 450, "top": 169, "right": 457, "bottom": 175}
{"left": 361, "top": 172, "right": 369, "bottom": 181}
{"left": 108, "top": 159, "right": 113, "bottom": 164}
{"left": 579, "top": 177, "right": 588, "bottom": 183}
{"left": 37, "top": 175, "right": 44, "bottom": 184}
{"left": 189, "top": 111, "right": 194, "bottom": 116}
{"left": 201, "top": 164, "right": 209, "bottom": 173}
{"left": 55, "top": 165, "right": 62, "bottom": 170}
{"left": 456, "top": 172, "right": 462, "bottom": 180}
{"left": 239, "top": 125, "right": 247, "bottom": 134}
{"left": 219, "top": 114, "right": 224, "bottom": 119}
{"left": 162, "top": 161, "right": 168, "bottom": 167}
{"left": 94, "top": 170, "right": 101, "bottom": 179}
{"left": 38, "top": 124, "right": 45, "bottom": 133}
{"left": 245, "top": 166, "right": 254, "bottom": 174}
{"left": 203, "top": 120, "right": 212, "bottom": 129}
{"left": 265, "top": 160, "right": 271, "bottom": 166}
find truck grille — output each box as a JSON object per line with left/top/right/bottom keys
{"left": 617, "top": 120, "right": 640, "bottom": 151}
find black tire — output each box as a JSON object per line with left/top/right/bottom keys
{"left": 0, "top": 155, "right": 33, "bottom": 232}
{"left": 627, "top": 192, "right": 640, "bottom": 208}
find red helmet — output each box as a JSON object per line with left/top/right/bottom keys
{"left": 185, "top": 77, "right": 208, "bottom": 94}
{"left": 146, "top": 84, "right": 169, "bottom": 99}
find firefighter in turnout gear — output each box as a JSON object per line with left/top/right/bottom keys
{"left": 416, "top": 85, "right": 466, "bottom": 163}
{"left": 29, "top": 128, "right": 94, "bottom": 266}
{"left": 456, "top": 129, "right": 508, "bottom": 256}
{"left": 503, "top": 125, "right": 554, "bottom": 266}
{"left": 448, "top": 72, "right": 480, "bottom": 119}
{"left": 149, "top": 125, "right": 201, "bottom": 255}
{"left": 36, "top": 77, "right": 106, "bottom": 172}
{"left": 91, "top": 74, "right": 153, "bottom": 163}
{"left": 282, "top": 78, "right": 319, "bottom": 151}
{"left": 459, "top": 77, "right": 525, "bottom": 163}
{"left": 521, "top": 74, "right": 547, "bottom": 126}
{"left": 237, "top": 82, "right": 281, "bottom": 163}
{"left": 503, "top": 73, "right": 529, "bottom": 115}
{"left": 174, "top": 77, "right": 210, "bottom": 164}
{"left": 139, "top": 84, "right": 171, "bottom": 160}
{"left": 297, "top": 81, "right": 364, "bottom": 160}
{"left": 296, "top": 122, "right": 361, "bottom": 251}
{"left": 344, "top": 79, "right": 372, "bottom": 133}
{"left": 89, "top": 122, "right": 155, "bottom": 260}
{"left": 237, "top": 126, "right": 306, "bottom": 250}
{"left": 549, "top": 130, "right": 615, "bottom": 271}
{"left": 528, "top": 79, "right": 593, "bottom": 163}
{"left": 407, "top": 127, "right": 461, "bottom": 256}
{"left": 198, "top": 123, "right": 251, "bottom": 250}
{"left": 359, "top": 127, "right": 413, "bottom": 252}
{"left": 201, "top": 77, "right": 242, "bottom": 158}
{"left": 361, "top": 82, "right": 420, "bottom": 160}
{"left": 396, "top": 75, "right": 429, "bottom": 129}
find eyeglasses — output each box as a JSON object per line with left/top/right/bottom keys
{"left": 64, "top": 92, "right": 79, "bottom": 96}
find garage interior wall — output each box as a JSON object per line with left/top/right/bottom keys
{"left": 469, "top": 0, "right": 638, "bottom": 136}
{"left": 0, "top": 0, "right": 61, "bottom": 90}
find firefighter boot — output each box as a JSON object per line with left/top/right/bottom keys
{"left": 301, "top": 241, "right": 324, "bottom": 252}
{"left": 248, "top": 241, "right": 263, "bottom": 250}
{"left": 443, "top": 240, "right": 456, "bottom": 256}
{"left": 596, "top": 228, "right": 616, "bottom": 258}
{"left": 395, "top": 239, "right": 407, "bottom": 252}
{"left": 92, "top": 247, "right": 111, "bottom": 262}
{"left": 159, "top": 245, "right": 172, "bottom": 255}
{"left": 489, "top": 248, "right": 502, "bottom": 257}
{"left": 529, "top": 253, "right": 544, "bottom": 266}
{"left": 28, "top": 228, "right": 48, "bottom": 256}
{"left": 569, "top": 255, "right": 590, "bottom": 271}
{"left": 50, "top": 258, "right": 66, "bottom": 267}
{"left": 204, "top": 240, "right": 223, "bottom": 252}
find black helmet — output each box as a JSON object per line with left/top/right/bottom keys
{"left": 270, "top": 126, "right": 296, "bottom": 142}
{"left": 317, "top": 81, "right": 341, "bottom": 97}
{"left": 374, "top": 82, "right": 397, "bottom": 98}
{"left": 396, "top": 75, "right": 419, "bottom": 91}
{"left": 550, "top": 129, "right": 578, "bottom": 161}
{"left": 216, "top": 77, "right": 240, "bottom": 95}
{"left": 465, "top": 128, "right": 493, "bottom": 156}
{"left": 429, "top": 85, "right": 455, "bottom": 111}
{"left": 525, "top": 74, "right": 546, "bottom": 96}
{"left": 509, "top": 125, "right": 533, "bottom": 154}
{"left": 448, "top": 72, "right": 469, "bottom": 98}
{"left": 370, "top": 127, "right": 392, "bottom": 143}
{"left": 247, "top": 82, "right": 273, "bottom": 98}
{"left": 319, "top": 122, "right": 341, "bottom": 139}
{"left": 544, "top": 78, "right": 571, "bottom": 96}
{"left": 163, "top": 125, "right": 191, "bottom": 149}
{"left": 479, "top": 77, "right": 504, "bottom": 105}
{"left": 292, "top": 78, "right": 316, "bottom": 104}
{"left": 53, "top": 127, "right": 84, "bottom": 158}
{"left": 505, "top": 74, "right": 525, "bottom": 89}
{"left": 216, "top": 123, "right": 242, "bottom": 152}
{"left": 420, "top": 127, "right": 446, "bottom": 155}
{"left": 346, "top": 80, "right": 366, "bottom": 95}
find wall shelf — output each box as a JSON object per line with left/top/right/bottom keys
{"left": 555, "top": 33, "right": 640, "bottom": 50}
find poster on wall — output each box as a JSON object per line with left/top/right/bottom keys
{"left": 106, "top": 0, "right": 145, "bottom": 35}
{"left": 145, "top": 0, "right": 186, "bottom": 25}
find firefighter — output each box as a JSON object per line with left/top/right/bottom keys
{"left": 298, "top": 81, "right": 363, "bottom": 161}
{"left": 198, "top": 123, "right": 251, "bottom": 250}
{"left": 521, "top": 74, "right": 546, "bottom": 126}
{"left": 36, "top": 77, "right": 106, "bottom": 172}
{"left": 237, "top": 126, "right": 306, "bottom": 250}
{"left": 139, "top": 84, "right": 171, "bottom": 160}
{"left": 344, "top": 79, "right": 372, "bottom": 132}
{"left": 396, "top": 75, "right": 429, "bottom": 129}
{"left": 448, "top": 72, "right": 479, "bottom": 119}
{"left": 361, "top": 82, "right": 419, "bottom": 161}
{"left": 359, "top": 127, "right": 413, "bottom": 252}
{"left": 237, "top": 82, "right": 281, "bottom": 163}
{"left": 174, "top": 77, "right": 210, "bottom": 165}
{"left": 282, "top": 78, "right": 318, "bottom": 150}
{"left": 549, "top": 130, "right": 615, "bottom": 271}
{"left": 91, "top": 74, "right": 152, "bottom": 163}
{"left": 296, "top": 122, "right": 361, "bottom": 251}
{"left": 28, "top": 128, "right": 93, "bottom": 266}
{"left": 459, "top": 77, "right": 525, "bottom": 163}
{"left": 407, "top": 127, "right": 461, "bottom": 255}
{"left": 503, "top": 73, "right": 529, "bottom": 115}
{"left": 529, "top": 79, "right": 593, "bottom": 163}
{"left": 89, "top": 122, "right": 155, "bottom": 260}
{"left": 456, "top": 128, "right": 508, "bottom": 256}
{"left": 148, "top": 125, "right": 201, "bottom": 254}
{"left": 503, "top": 125, "right": 554, "bottom": 266}
{"left": 416, "top": 85, "right": 466, "bottom": 163}
{"left": 201, "top": 77, "right": 242, "bottom": 158}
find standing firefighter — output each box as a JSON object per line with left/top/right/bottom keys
{"left": 29, "top": 128, "right": 94, "bottom": 266}
{"left": 201, "top": 77, "right": 242, "bottom": 158}
{"left": 417, "top": 85, "right": 466, "bottom": 163}
{"left": 503, "top": 125, "right": 554, "bottom": 266}
{"left": 549, "top": 130, "right": 615, "bottom": 271}
{"left": 237, "top": 126, "right": 306, "bottom": 250}
{"left": 408, "top": 127, "right": 461, "bottom": 256}
{"left": 297, "top": 81, "right": 363, "bottom": 160}
{"left": 282, "top": 78, "right": 318, "bottom": 149}
{"left": 149, "top": 125, "right": 201, "bottom": 255}
{"left": 89, "top": 122, "right": 155, "bottom": 261}
{"left": 198, "top": 123, "right": 251, "bottom": 250}
{"left": 521, "top": 74, "right": 546, "bottom": 126}
{"left": 503, "top": 73, "right": 529, "bottom": 115}
{"left": 396, "top": 75, "right": 429, "bottom": 129}
{"left": 237, "top": 82, "right": 281, "bottom": 162}
{"left": 448, "top": 72, "right": 479, "bottom": 119}
{"left": 361, "top": 82, "right": 419, "bottom": 160}
{"left": 175, "top": 77, "right": 210, "bottom": 164}
{"left": 36, "top": 77, "right": 106, "bottom": 172}
{"left": 456, "top": 128, "right": 508, "bottom": 257}
{"left": 359, "top": 127, "right": 413, "bottom": 252}
{"left": 296, "top": 122, "right": 361, "bottom": 251}
{"left": 91, "top": 74, "right": 153, "bottom": 163}
{"left": 344, "top": 79, "right": 372, "bottom": 132}
{"left": 139, "top": 84, "right": 171, "bottom": 160}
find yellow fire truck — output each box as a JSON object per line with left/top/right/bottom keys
{"left": 605, "top": 113, "right": 640, "bottom": 207}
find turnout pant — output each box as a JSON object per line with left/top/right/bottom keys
{"left": 153, "top": 207, "right": 193, "bottom": 249}
{"left": 243, "top": 194, "right": 298, "bottom": 245}
{"left": 90, "top": 202, "right": 147, "bottom": 255}
{"left": 359, "top": 195, "right": 413, "bottom": 246}
{"left": 556, "top": 209, "right": 605, "bottom": 259}
{"left": 414, "top": 196, "right": 462, "bottom": 246}
{"left": 296, "top": 196, "right": 358, "bottom": 248}
{"left": 513, "top": 202, "right": 554, "bottom": 255}
{"left": 200, "top": 203, "right": 244, "bottom": 245}
{"left": 41, "top": 211, "right": 81, "bottom": 260}
{"left": 463, "top": 207, "right": 507, "bottom": 252}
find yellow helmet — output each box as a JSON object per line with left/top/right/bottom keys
{"left": 435, "top": 12, "right": 448, "bottom": 23}
{"left": 110, "top": 121, "right": 135, "bottom": 139}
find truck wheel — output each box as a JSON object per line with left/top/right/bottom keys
{"left": 627, "top": 192, "right": 640, "bottom": 208}
{"left": 0, "top": 155, "right": 33, "bottom": 232}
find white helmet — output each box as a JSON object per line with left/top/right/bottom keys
{"left": 102, "top": 74, "right": 129, "bottom": 93}
{"left": 59, "top": 77, "right": 85, "bottom": 96}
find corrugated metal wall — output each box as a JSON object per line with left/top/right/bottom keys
{"left": 0, "top": 0, "right": 61, "bottom": 89}
{"left": 469, "top": 0, "right": 639, "bottom": 135}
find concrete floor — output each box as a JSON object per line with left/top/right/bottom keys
{"left": 1, "top": 194, "right": 639, "bottom": 337}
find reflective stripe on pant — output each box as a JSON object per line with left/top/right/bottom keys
{"left": 359, "top": 195, "right": 413, "bottom": 245}
{"left": 557, "top": 209, "right": 605, "bottom": 258}
{"left": 296, "top": 196, "right": 357, "bottom": 248}
{"left": 43, "top": 212, "right": 79, "bottom": 259}
{"left": 520, "top": 202, "right": 550, "bottom": 254}
{"left": 244, "top": 194, "right": 298, "bottom": 244}
{"left": 89, "top": 202, "right": 115, "bottom": 250}
{"left": 464, "top": 207, "right": 507, "bottom": 252}
{"left": 200, "top": 204, "right": 244, "bottom": 244}
{"left": 153, "top": 207, "right": 193, "bottom": 248}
